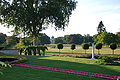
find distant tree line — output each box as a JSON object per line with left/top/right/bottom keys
{"left": 0, "top": 31, "right": 120, "bottom": 49}
{"left": 51, "top": 34, "right": 93, "bottom": 45}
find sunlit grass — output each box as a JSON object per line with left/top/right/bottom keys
{"left": 0, "top": 53, "right": 120, "bottom": 80}
{"left": 46, "top": 46, "right": 120, "bottom": 55}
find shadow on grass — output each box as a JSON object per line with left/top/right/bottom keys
{"left": 25, "top": 56, "right": 120, "bottom": 76}
{"left": 1, "top": 53, "right": 120, "bottom": 80}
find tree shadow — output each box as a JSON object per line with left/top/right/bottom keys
{"left": 25, "top": 56, "right": 120, "bottom": 76}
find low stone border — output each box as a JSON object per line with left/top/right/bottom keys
{"left": 14, "top": 64, "right": 120, "bottom": 80}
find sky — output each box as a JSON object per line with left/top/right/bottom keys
{"left": 0, "top": 0, "right": 120, "bottom": 38}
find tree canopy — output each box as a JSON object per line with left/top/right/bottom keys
{"left": 97, "top": 21, "right": 106, "bottom": 33}
{"left": 93, "top": 32, "right": 119, "bottom": 45}
{"left": 0, "top": 33, "right": 6, "bottom": 45}
{"left": 0, "top": 0, "right": 77, "bottom": 40}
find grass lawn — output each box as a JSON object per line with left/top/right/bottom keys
{"left": 0, "top": 53, "right": 120, "bottom": 80}
{"left": 46, "top": 46, "right": 120, "bottom": 55}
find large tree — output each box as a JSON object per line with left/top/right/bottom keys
{"left": 0, "top": 0, "right": 77, "bottom": 45}
{"left": 116, "top": 32, "right": 120, "bottom": 46}
{"left": 97, "top": 21, "right": 106, "bottom": 33}
{"left": 0, "top": 33, "right": 7, "bottom": 45}
{"left": 83, "top": 34, "right": 93, "bottom": 43}
{"left": 64, "top": 34, "right": 83, "bottom": 44}
{"left": 93, "top": 32, "right": 119, "bottom": 45}
{"left": 39, "top": 33, "right": 51, "bottom": 45}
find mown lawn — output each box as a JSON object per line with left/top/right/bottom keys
{"left": 0, "top": 53, "right": 120, "bottom": 80}
{"left": 46, "top": 46, "right": 120, "bottom": 55}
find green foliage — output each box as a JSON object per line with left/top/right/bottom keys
{"left": 0, "top": 61, "right": 11, "bottom": 74}
{"left": 52, "top": 38, "right": 64, "bottom": 44}
{"left": 57, "top": 43, "right": 63, "bottom": 50}
{"left": 0, "top": 0, "right": 77, "bottom": 44}
{"left": 57, "top": 43, "right": 63, "bottom": 54}
{"left": 5, "top": 36, "right": 19, "bottom": 48}
{"left": 71, "top": 44, "right": 76, "bottom": 54}
{"left": 109, "top": 43, "right": 117, "bottom": 54}
{"left": 82, "top": 43, "right": 89, "bottom": 50}
{"left": 71, "top": 44, "right": 76, "bottom": 50}
{"left": 116, "top": 32, "right": 120, "bottom": 46}
{"left": 97, "top": 21, "right": 106, "bottom": 33}
{"left": 96, "top": 56, "right": 113, "bottom": 65}
{"left": 82, "top": 43, "right": 89, "bottom": 54}
{"left": 93, "top": 32, "right": 119, "bottom": 45}
{"left": 67, "top": 34, "right": 83, "bottom": 44}
{"left": 95, "top": 43, "right": 103, "bottom": 54}
{"left": 39, "top": 33, "right": 51, "bottom": 45}
{"left": 83, "top": 34, "right": 93, "bottom": 43}
{"left": 14, "top": 39, "right": 25, "bottom": 49}
{"left": 109, "top": 43, "right": 117, "bottom": 50}
{"left": 0, "top": 33, "right": 7, "bottom": 45}
{"left": 19, "top": 45, "right": 48, "bottom": 56}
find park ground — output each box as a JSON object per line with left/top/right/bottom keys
{"left": 0, "top": 45, "right": 120, "bottom": 80}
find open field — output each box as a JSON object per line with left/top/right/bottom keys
{"left": 0, "top": 53, "right": 120, "bottom": 80}
{"left": 46, "top": 45, "right": 120, "bottom": 55}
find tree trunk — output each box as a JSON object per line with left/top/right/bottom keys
{"left": 98, "top": 49, "right": 100, "bottom": 55}
{"left": 59, "top": 49, "right": 60, "bottom": 55}
{"left": 33, "top": 37, "right": 38, "bottom": 45}
{"left": 112, "top": 50, "right": 114, "bottom": 54}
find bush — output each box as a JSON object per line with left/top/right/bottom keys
{"left": 19, "top": 45, "right": 48, "bottom": 56}
{"left": 71, "top": 44, "right": 76, "bottom": 50}
{"left": 109, "top": 43, "right": 117, "bottom": 54}
{"left": 82, "top": 43, "right": 89, "bottom": 54}
{"left": 0, "top": 61, "right": 11, "bottom": 74}
{"left": 95, "top": 43, "right": 102, "bottom": 54}
{"left": 57, "top": 43, "right": 63, "bottom": 54}
{"left": 96, "top": 56, "right": 113, "bottom": 65}
{"left": 71, "top": 44, "right": 76, "bottom": 53}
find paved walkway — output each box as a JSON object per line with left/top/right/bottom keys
{"left": 14, "top": 63, "right": 120, "bottom": 80}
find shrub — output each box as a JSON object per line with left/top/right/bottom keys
{"left": 0, "top": 61, "right": 11, "bottom": 74}
{"left": 96, "top": 56, "right": 113, "bottom": 65}
{"left": 41, "top": 46, "right": 48, "bottom": 56}
{"left": 71, "top": 44, "right": 76, "bottom": 53}
{"left": 14, "top": 39, "right": 25, "bottom": 49}
{"left": 82, "top": 43, "right": 89, "bottom": 54}
{"left": 95, "top": 43, "right": 102, "bottom": 54}
{"left": 109, "top": 43, "right": 117, "bottom": 54}
{"left": 57, "top": 43, "right": 63, "bottom": 54}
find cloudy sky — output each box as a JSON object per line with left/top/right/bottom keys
{"left": 0, "top": 0, "right": 120, "bottom": 38}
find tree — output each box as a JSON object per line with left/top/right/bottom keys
{"left": 64, "top": 34, "right": 83, "bottom": 44}
{"left": 109, "top": 43, "right": 117, "bottom": 54}
{"left": 52, "top": 38, "right": 64, "bottom": 44}
{"left": 95, "top": 43, "right": 102, "bottom": 54}
{"left": 71, "top": 44, "right": 76, "bottom": 53}
{"left": 14, "top": 39, "right": 25, "bottom": 49}
{"left": 97, "top": 21, "right": 106, "bottom": 33}
{"left": 0, "top": 0, "right": 77, "bottom": 45}
{"left": 83, "top": 34, "right": 93, "bottom": 43}
{"left": 93, "top": 32, "right": 119, "bottom": 45}
{"left": 39, "top": 33, "right": 51, "bottom": 45}
{"left": 5, "top": 36, "right": 19, "bottom": 48}
{"left": 0, "top": 33, "right": 7, "bottom": 45}
{"left": 82, "top": 43, "right": 89, "bottom": 54}
{"left": 116, "top": 32, "right": 120, "bottom": 46}
{"left": 57, "top": 43, "right": 63, "bottom": 54}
